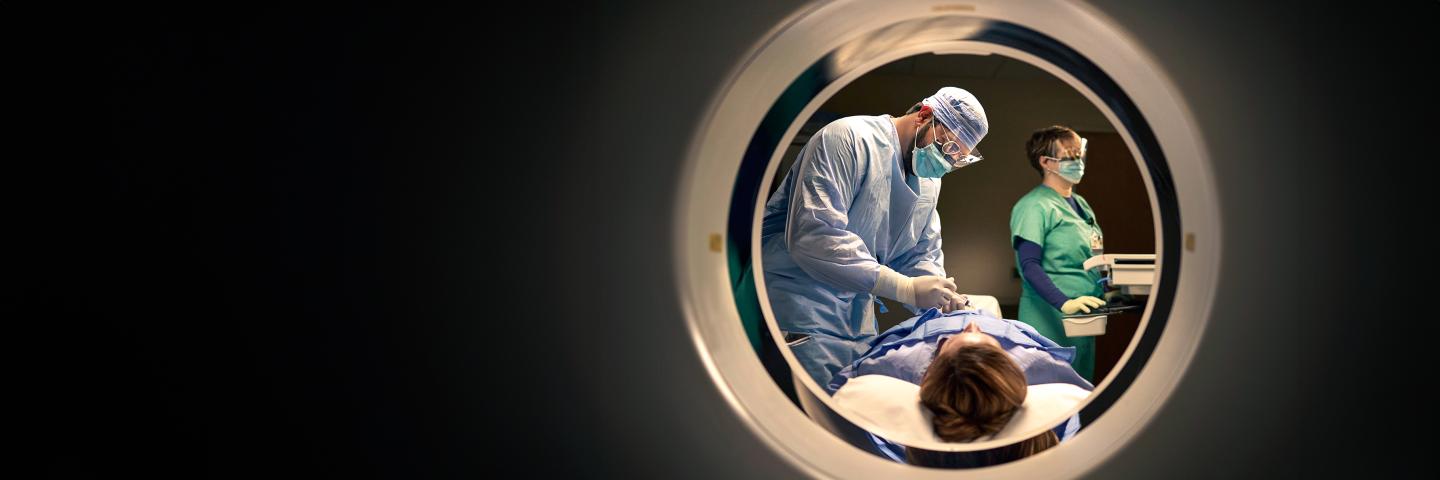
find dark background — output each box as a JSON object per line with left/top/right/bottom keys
{"left": 16, "top": 2, "right": 1435, "bottom": 478}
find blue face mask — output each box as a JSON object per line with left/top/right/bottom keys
{"left": 911, "top": 120, "right": 980, "bottom": 178}
{"left": 913, "top": 143, "right": 953, "bottom": 178}
{"left": 1051, "top": 158, "right": 1085, "bottom": 184}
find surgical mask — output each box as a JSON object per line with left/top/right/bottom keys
{"left": 1051, "top": 158, "right": 1085, "bottom": 183}
{"left": 913, "top": 143, "right": 953, "bottom": 178}
{"left": 911, "top": 119, "right": 981, "bottom": 178}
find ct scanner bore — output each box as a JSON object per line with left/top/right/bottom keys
{"left": 739, "top": 23, "right": 1171, "bottom": 458}
{"left": 677, "top": 1, "right": 1213, "bottom": 476}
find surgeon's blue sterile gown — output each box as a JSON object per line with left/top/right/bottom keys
{"left": 761, "top": 115, "right": 945, "bottom": 389}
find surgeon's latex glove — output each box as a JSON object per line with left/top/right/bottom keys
{"left": 872, "top": 267, "right": 962, "bottom": 311}
{"left": 941, "top": 278, "right": 972, "bottom": 313}
{"left": 1060, "top": 296, "right": 1106, "bottom": 315}
{"left": 943, "top": 295, "right": 973, "bottom": 313}
{"left": 1104, "top": 290, "right": 1133, "bottom": 304}
{"left": 912, "top": 275, "right": 962, "bottom": 311}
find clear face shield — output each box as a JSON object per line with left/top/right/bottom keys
{"left": 932, "top": 118, "right": 983, "bottom": 169}
{"left": 1044, "top": 136, "right": 1087, "bottom": 163}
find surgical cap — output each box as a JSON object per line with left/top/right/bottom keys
{"left": 921, "top": 87, "right": 988, "bottom": 151}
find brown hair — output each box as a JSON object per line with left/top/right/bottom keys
{"left": 1025, "top": 125, "right": 1079, "bottom": 178}
{"left": 907, "top": 343, "right": 1060, "bottom": 468}
{"left": 920, "top": 344, "right": 1028, "bottom": 442}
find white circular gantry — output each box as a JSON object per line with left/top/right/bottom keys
{"left": 675, "top": 1, "right": 1219, "bottom": 477}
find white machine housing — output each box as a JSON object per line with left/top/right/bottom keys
{"left": 1064, "top": 254, "right": 1157, "bottom": 337}
{"left": 1083, "top": 254, "right": 1157, "bottom": 296}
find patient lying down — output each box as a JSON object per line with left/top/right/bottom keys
{"left": 830, "top": 311, "right": 1091, "bottom": 468}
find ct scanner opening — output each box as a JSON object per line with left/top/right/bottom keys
{"left": 740, "top": 49, "right": 1161, "bottom": 465}
{"left": 676, "top": 1, "right": 1219, "bottom": 477}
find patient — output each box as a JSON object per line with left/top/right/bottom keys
{"left": 907, "top": 323, "right": 1059, "bottom": 467}
{"left": 829, "top": 309, "right": 1092, "bottom": 468}
{"left": 830, "top": 309, "right": 1092, "bottom": 394}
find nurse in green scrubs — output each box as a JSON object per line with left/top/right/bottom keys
{"left": 1009, "top": 126, "right": 1107, "bottom": 381}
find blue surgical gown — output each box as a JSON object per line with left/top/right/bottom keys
{"left": 761, "top": 115, "right": 945, "bottom": 389}
{"left": 830, "top": 309, "right": 1094, "bottom": 394}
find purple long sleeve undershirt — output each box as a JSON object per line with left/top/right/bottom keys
{"left": 1017, "top": 240, "right": 1069, "bottom": 309}
{"left": 1016, "top": 196, "right": 1088, "bottom": 309}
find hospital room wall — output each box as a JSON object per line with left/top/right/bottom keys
{"left": 768, "top": 62, "right": 1153, "bottom": 329}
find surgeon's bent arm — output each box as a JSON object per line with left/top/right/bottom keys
{"left": 784, "top": 130, "right": 884, "bottom": 294}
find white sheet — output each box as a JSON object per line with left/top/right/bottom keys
{"left": 830, "top": 374, "right": 1087, "bottom": 446}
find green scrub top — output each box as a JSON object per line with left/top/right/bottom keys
{"left": 1010, "top": 185, "right": 1105, "bottom": 381}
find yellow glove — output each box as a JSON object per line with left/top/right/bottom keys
{"left": 1060, "top": 296, "right": 1106, "bottom": 315}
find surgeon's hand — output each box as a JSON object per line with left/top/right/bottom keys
{"left": 940, "top": 278, "right": 971, "bottom": 313}
{"left": 1104, "top": 290, "right": 1132, "bottom": 304}
{"left": 871, "top": 267, "right": 962, "bottom": 311}
{"left": 912, "top": 275, "right": 962, "bottom": 311}
{"left": 1060, "top": 296, "right": 1106, "bottom": 315}
{"left": 943, "top": 294, "right": 972, "bottom": 313}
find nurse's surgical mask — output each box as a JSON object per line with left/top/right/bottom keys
{"left": 1044, "top": 156, "right": 1086, "bottom": 184}
{"left": 1043, "top": 137, "right": 1087, "bottom": 184}
{"left": 912, "top": 118, "right": 982, "bottom": 178}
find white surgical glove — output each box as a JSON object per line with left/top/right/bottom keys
{"left": 944, "top": 285, "right": 972, "bottom": 313}
{"left": 872, "top": 267, "right": 961, "bottom": 311}
{"left": 1060, "top": 296, "right": 1106, "bottom": 315}
{"left": 913, "top": 276, "right": 961, "bottom": 311}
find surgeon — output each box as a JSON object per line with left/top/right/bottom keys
{"left": 761, "top": 87, "right": 989, "bottom": 389}
{"left": 1009, "top": 125, "right": 1107, "bottom": 381}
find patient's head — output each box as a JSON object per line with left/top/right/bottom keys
{"left": 920, "top": 322, "right": 1026, "bottom": 442}
{"left": 909, "top": 321, "right": 1060, "bottom": 468}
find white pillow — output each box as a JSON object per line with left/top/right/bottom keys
{"left": 830, "top": 374, "right": 1088, "bottom": 446}
{"left": 959, "top": 294, "right": 1002, "bottom": 319}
